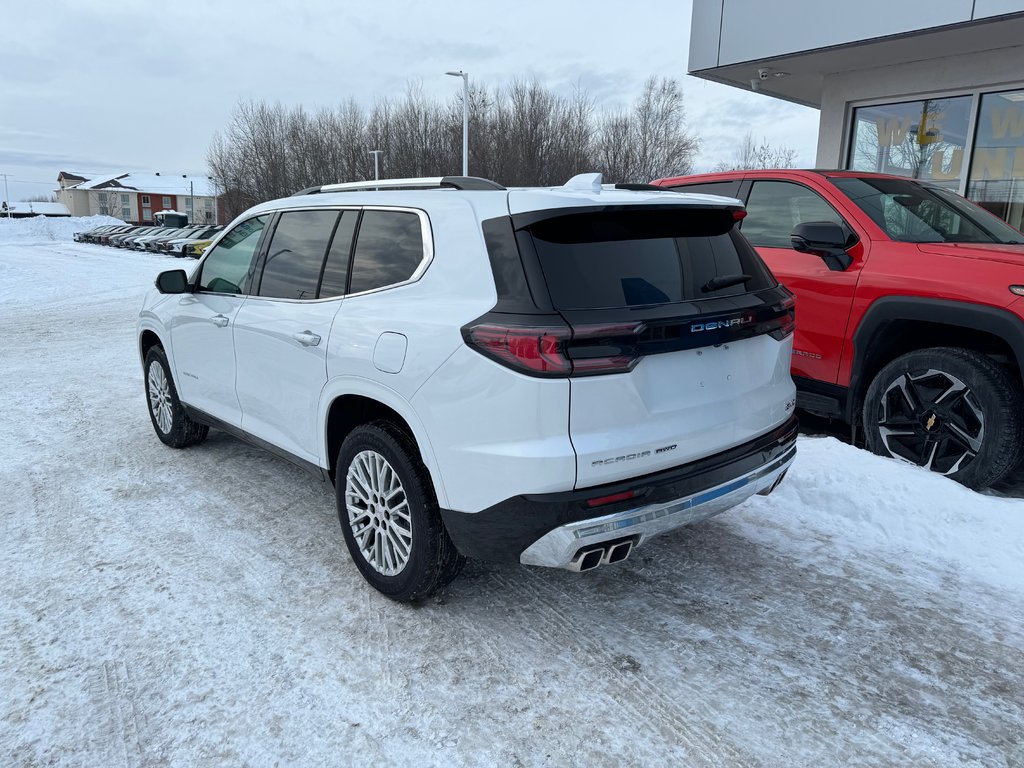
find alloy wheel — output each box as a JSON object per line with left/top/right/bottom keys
{"left": 876, "top": 368, "right": 985, "bottom": 475}
{"left": 345, "top": 450, "right": 414, "bottom": 576}
{"left": 147, "top": 362, "right": 174, "bottom": 435}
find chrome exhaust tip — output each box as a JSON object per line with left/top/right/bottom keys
{"left": 571, "top": 547, "right": 605, "bottom": 572}
{"left": 604, "top": 540, "right": 633, "bottom": 565}
{"left": 757, "top": 469, "right": 788, "bottom": 496}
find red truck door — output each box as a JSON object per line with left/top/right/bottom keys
{"left": 738, "top": 178, "right": 867, "bottom": 385}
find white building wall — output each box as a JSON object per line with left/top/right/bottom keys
{"left": 57, "top": 189, "right": 91, "bottom": 217}
{"left": 93, "top": 190, "right": 136, "bottom": 221}
{"left": 816, "top": 44, "right": 1024, "bottom": 167}
{"left": 690, "top": 0, "right": 1024, "bottom": 71}
{"left": 57, "top": 185, "right": 217, "bottom": 224}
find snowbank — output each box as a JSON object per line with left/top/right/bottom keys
{"left": 743, "top": 435, "right": 1024, "bottom": 592}
{"left": 0, "top": 214, "right": 124, "bottom": 244}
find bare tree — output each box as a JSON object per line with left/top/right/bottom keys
{"left": 713, "top": 131, "right": 798, "bottom": 171}
{"left": 595, "top": 77, "right": 700, "bottom": 183}
{"left": 207, "top": 75, "right": 701, "bottom": 205}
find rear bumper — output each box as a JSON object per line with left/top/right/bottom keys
{"left": 440, "top": 415, "right": 798, "bottom": 566}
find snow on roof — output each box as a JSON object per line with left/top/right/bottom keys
{"left": 6, "top": 201, "right": 71, "bottom": 215}
{"left": 70, "top": 172, "right": 217, "bottom": 197}
{"left": 67, "top": 172, "right": 125, "bottom": 190}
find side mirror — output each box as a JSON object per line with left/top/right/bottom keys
{"left": 791, "top": 221, "right": 853, "bottom": 271}
{"left": 155, "top": 269, "right": 190, "bottom": 294}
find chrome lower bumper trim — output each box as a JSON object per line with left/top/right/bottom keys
{"left": 519, "top": 447, "right": 796, "bottom": 569}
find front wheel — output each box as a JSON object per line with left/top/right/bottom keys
{"left": 862, "top": 347, "right": 1024, "bottom": 488}
{"left": 336, "top": 421, "right": 464, "bottom": 601}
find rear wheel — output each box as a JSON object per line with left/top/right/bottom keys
{"left": 336, "top": 421, "right": 464, "bottom": 601}
{"left": 862, "top": 347, "right": 1024, "bottom": 488}
{"left": 144, "top": 346, "right": 209, "bottom": 448}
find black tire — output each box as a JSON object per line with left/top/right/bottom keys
{"left": 336, "top": 421, "right": 464, "bottom": 602}
{"left": 862, "top": 347, "right": 1024, "bottom": 489}
{"left": 143, "top": 346, "right": 209, "bottom": 449}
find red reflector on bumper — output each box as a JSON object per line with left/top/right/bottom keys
{"left": 585, "top": 490, "right": 637, "bottom": 508}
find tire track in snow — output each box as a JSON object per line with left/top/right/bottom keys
{"left": 359, "top": 588, "right": 397, "bottom": 690}
{"left": 86, "top": 660, "right": 145, "bottom": 767}
{"left": 492, "top": 566, "right": 759, "bottom": 767}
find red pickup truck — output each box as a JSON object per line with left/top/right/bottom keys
{"left": 653, "top": 170, "right": 1024, "bottom": 488}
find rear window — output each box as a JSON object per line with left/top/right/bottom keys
{"left": 527, "top": 209, "right": 774, "bottom": 310}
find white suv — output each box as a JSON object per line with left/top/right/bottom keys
{"left": 138, "top": 174, "right": 797, "bottom": 601}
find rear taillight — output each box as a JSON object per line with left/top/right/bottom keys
{"left": 463, "top": 321, "right": 646, "bottom": 377}
{"left": 567, "top": 322, "right": 645, "bottom": 375}
{"left": 464, "top": 324, "right": 573, "bottom": 376}
{"left": 767, "top": 294, "right": 796, "bottom": 340}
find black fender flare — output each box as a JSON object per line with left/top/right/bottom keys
{"left": 849, "top": 296, "right": 1024, "bottom": 422}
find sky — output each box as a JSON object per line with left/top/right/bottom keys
{"left": 0, "top": 0, "right": 820, "bottom": 202}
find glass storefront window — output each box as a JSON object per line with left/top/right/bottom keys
{"left": 848, "top": 96, "right": 972, "bottom": 189}
{"left": 967, "top": 89, "right": 1024, "bottom": 232}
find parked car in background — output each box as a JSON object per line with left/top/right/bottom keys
{"left": 74, "top": 224, "right": 126, "bottom": 242}
{"left": 160, "top": 226, "right": 223, "bottom": 257}
{"left": 126, "top": 227, "right": 181, "bottom": 250}
{"left": 99, "top": 227, "right": 139, "bottom": 245}
{"left": 653, "top": 169, "right": 1024, "bottom": 488}
{"left": 109, "top": 227, "right": 158, "bottom": 247}
{"left": 184, "top": 238, "right": 214, "bottom": 258}
{"left": 137, "top": 173, "right": 797, "bottom": 600}
{"left": 142, "top": 227, "right": 206, "bottom": 252}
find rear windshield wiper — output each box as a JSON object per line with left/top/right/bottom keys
{"left": 702, "top": 274, "right": 752, "bottom": 293}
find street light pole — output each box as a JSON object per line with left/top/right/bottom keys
{"left": 1, "top": 173, "right": 10, "bottom": 217}
{"left": 369, "top": 150, "right": 383, "bottom": 181}
{"left": 445, "top": 70, "right": 469, "bottom": 176}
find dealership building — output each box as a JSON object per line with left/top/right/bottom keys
{"left": 689, "top": 1, "right": 1024, "bottom": 230}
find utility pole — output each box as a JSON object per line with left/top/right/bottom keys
{"left": 445, "top": 70, "right": 469, "bottom": 176}
{"left": 183, "top": 174, "right": 195, "bottom": 223}
{"left": 369, "top": 150, "right": 382, "bottom": 182}
{"left": 1, "top": 173, "right": 10, "bottom": 217}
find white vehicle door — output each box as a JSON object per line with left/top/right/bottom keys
{"left": 169, "top": 215, "right": 270, "bottom": 423}
{"left": 233, "top": 209, "right": 356, "bottom": 464}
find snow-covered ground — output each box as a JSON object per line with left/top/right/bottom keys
{"left": 2, "top": 217, "right": 1023, "bottom": 766}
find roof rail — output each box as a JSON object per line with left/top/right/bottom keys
{"left": 613, "top": 183, "right": 667, "bottom": 191}
{"left": 292, "top": 176, "right": 505, "bottom": 196}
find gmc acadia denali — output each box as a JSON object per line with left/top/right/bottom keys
{"left": 138, "top": 174, "right": 797, "bottom": 601}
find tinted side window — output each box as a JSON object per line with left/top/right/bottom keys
{"left": 318, "top": 211, "right": 358, "bottom": 298}
{"left": 197, "top": 215, "right": 269, "bottom": 294}
{"left": 258, "top": 210, "right": 339, "bottom": 300}
{"left": 349, "top": 211, "right": 424, "bottom": 294}
{"left": 742, "top": 181, "right": 846, "bottom": 248}
{"left": 667, "top": 180, "right": 741, "bottom": 199}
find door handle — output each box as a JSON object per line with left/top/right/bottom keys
{"left": 211, "top": 314, "right": 229, "bottom": 328}
{"left": 292, "top": 331, "right": 321, "bottom": 347}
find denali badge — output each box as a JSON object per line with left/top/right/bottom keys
{"left": 691, "top": 317, "right": 747, "bottom": 332}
